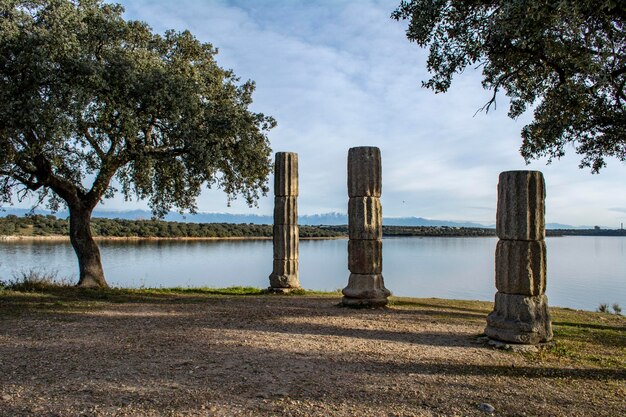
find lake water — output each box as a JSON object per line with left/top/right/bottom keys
{"left": 0, "top": 236, "right": 624, "bottom": 312}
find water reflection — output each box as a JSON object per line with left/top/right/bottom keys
{"left": 1, "top": 236, "right": 624, "bottom": 311}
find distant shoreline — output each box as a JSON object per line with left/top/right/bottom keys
{"left": 2, "top": 232, "right": 625, "bottom": 242}
{"left": 2, "top": 215, "right": 625, "bottom": 240}
{"left": 0, "top": 235, "right": 344, "bottom": 242}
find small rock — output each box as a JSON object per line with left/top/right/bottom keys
{"left": 479, "top": 403, "right": 495, "bottom": 414}
{"left": 1, "top": 395, "right": 12, "bottom": 402}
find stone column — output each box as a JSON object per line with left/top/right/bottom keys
{"left": 485, "top": 171, "right": 553, "bottom": 344}
{"left": 342, "top": 147, "right": 390, "bottom": 307}
{"left": 269, "top": 152, "right": 300, "bottom": 292}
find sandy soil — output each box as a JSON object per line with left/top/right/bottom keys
{"left": 0, "top": 295, "right": 624, "bottom": 416}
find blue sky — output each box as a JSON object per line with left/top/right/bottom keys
{"left": 68, "top": 1, "right": 626, "bottom": 226}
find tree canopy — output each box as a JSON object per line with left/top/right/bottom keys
{"left": 393, "top": 0, "right": 626, "bottom": 172}
{"left": 0, "top": 0, "right": 275, "bottom": 286}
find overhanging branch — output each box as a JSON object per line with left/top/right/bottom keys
{"left": 0, "top": 169, "right": 42, "bottom": 191}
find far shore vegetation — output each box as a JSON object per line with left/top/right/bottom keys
{"left": 1, "top": 214, "right": 625, "bottom": 239}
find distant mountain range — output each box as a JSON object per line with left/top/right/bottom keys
{"left": 0, "top": 207, "right": 601, "bottom": 229}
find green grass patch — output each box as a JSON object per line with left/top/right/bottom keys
{"left": 387, "top": 297, "right": 625, "bottom": 368}
{"left": 524, "top": 308, "right": 626, "bottom": 368}
{"left": 120, "top": 286, "right": 338, "bottom": 297}
{"left": 0, "top": 276, "right": 341, "bottom": 316}
{"left": 142, "top": 286, "right": 266, "bottom": 296}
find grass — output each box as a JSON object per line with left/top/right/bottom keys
{"left": 0, "top": 272, "right": 340, "bottom": 311}
{"left": 519, "top": 307, "right": 626, "bottom": 369}
{"left": 1, "top": 274, "right": 624, "bottom": 370}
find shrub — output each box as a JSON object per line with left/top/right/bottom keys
{"left": 597, "top": 303, "right": 610, "bottom": 313}
{"left": 613, "top": 303, "right": 622, "bottom": 315}
{"left": 7, "top": 269, "right": 72, "bottom": 292}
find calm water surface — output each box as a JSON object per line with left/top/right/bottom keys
{"left": 0, "top": 236, "right": 624, "bottom": 311}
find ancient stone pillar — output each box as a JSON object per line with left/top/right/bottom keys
{"left": 269, "top": 152, "right": 300, "bottom": 292}
{"left": 342, "top": 147, "right": 390, "bottom": 307}
{"left": 485, "top": 171, "right": 553, "bottom": 344}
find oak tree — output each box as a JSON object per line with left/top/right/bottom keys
{"left": 393, "top": 1, "right": 626, "bottom": 171}
{"left": 0, "top": 0, "right": 275, "bottom": 287}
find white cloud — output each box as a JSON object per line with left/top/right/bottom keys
{"left": 13, "top": 0, "right": 626, "bottom": 227}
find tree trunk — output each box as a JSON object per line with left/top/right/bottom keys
{"left": 69, "top": 203, "right": 108, "bottom": 288}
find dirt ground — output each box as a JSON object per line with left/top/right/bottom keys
{"left": 0, "top": 294, "right": 624, "bottom": 416}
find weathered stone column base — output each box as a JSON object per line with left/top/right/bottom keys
{"left": 266, "top": 286, "right": 299, "bottom": 294}
{"left": 485, "top": 292, "right": 553, "bottom": 344}
{"left": 269, "top": 259, "right": 300, "bottom": 290}
{"left": 482, "top": 336, "right": 554, "bottom": 353}
{"left": 342, "top": 273, "right": 391, "bottom": 307}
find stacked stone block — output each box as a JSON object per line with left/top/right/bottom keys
{"left": 342, "top": 147, "right": 390, "bottom": 307}
{"left": 269, "top": 152, "right": 300, "bottom": 291}
{"left": 485, "top": 171, "right": 553, "bottom": 344}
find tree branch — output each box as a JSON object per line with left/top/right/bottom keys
{"left": 85, "top": 162, "right": 119, "bottom": 207}
{"left": 83, "top": 127, "right": 106, "bottom": 160}
{"left": 476, "top": 64, "right": 526, "bottom": 115}
{"left": 144, "top": 117, "right": 156, "bottom": 146}
{"left": 616, "top": 76, "right": 626, "bottom": 105}
{"left": 143, "top": 146, "right": 186, "bottom": 157}
{"left": 31, "top": 154, "right": 82, "bottom": 205}
{"left": 515, "top": 46, "right": 567, "bottom": 86}
{"left": 85, "top": 138, "right": 125, "bottom": 206}
{"left": 0, "top": 170, "right": 42, "bottom": 191}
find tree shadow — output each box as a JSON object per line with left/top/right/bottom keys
{"left": 390, "top": 299, "right": 492, "bottom": 315}
{"left": 2, "top": 295, "right": 625, "bottom": 416}
{"left": 0, "top": 287, "right": 272, "bottom": 308}
{"left": 34, "top": 306, "right": 482, "bottom": 349}
{"left": 387, "top": 307, "right": 487, "bottom": 320}
{"left": 1, "top": 331, "right": 623, "bottom": 417}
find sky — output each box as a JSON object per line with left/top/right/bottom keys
{"left": 15, "top": 0, "right": 626, "bottom": 227}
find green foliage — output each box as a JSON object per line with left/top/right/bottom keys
{"left": 0, "top": 214, "right": 347, "bottom": 238}
{"left": 314, "top": 225, "right": 498, "bottom": 237}
{"left": 382, "top": 225, "right": 495, "bottom": 237}
{"left": 393, "top": 1, "right": 626, "bottom": 172}
{"left": 298, "top": 225, "right": 346, "bottom": 238}
{"left": 4, "top": 215, "right": 626, "bottom": 238}
{"left": 148, "top": 286, "right": 267, "bottom": 296}
{"left": 0, "top": 214, "right": 68, "bottom": 235}
{"left": 0, "top": 0, "right": 274, "bottom": 214}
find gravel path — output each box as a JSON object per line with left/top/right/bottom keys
{"left": 0, "top": 295, "right": 624, "bottom": 416}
